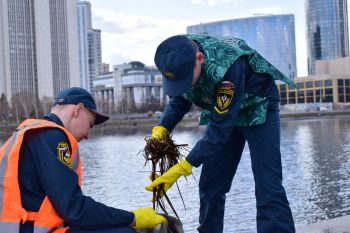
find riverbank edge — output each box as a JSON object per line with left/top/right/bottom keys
{"left": 1, "top": 110, "right": 350, "bottom": 136}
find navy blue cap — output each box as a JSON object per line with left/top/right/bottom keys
{"left": 53, "top": 87, "right": 109, "bottom": 125}
{"left": 154, "top": 35, "right": 196, "bottom": 96}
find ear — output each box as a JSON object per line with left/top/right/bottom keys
{"left": 73, "top": 104, "right": 84, "bottom": 118}
{"left": 196, "top": 52, "right": 205, "bottom": 64}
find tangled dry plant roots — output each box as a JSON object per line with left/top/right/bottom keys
{"left": 142, "top": 133, "right": 189, "bottom": 219}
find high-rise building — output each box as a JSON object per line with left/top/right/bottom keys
{"left": 306, "top": 0, "right": 349, "bottom": 75}
{"left": 187, "top": 14, "right": 297, "bottom": 80}
{"left": 88, "top": 29, "right": 102, "bottom": 89}
{"left": 0, "top": 0, "right": 80, "bottom": 100}
{"left": 77, "top": 1, "right": 102, "bottom": 92}
{"left": 77, "top": 1, "right": 92, "bottom": 92}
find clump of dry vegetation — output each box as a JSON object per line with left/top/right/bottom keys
{"left": 142, "top": 134, "right": 189, "bottom": 219}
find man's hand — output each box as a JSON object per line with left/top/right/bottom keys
{"left": 132, "top": 207, "right": 167, "bottom": 230}
{"left": 151, "top": 125, "right": 168, "bottom": 141}
{"left": 145, "top": 160, "right": 192, "bottom": 198}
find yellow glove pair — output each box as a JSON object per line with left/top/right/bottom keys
{"left": 132, "top": 207, "right": 166, "bottom": 230}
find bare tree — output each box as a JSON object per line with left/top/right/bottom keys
{"left": 0, "top": 93, "right": 9, "bottom": 121}
{"left": 40, "top": 96, "right": 53, "bottom": 116}
{"left": 17, "top": 92, "right": 35, "bottom": 119}
{"left": 32, "top": 94, "right": 41, "bottom": 118}
{"left": 11, "top": 94, "right": 22, "bottom": 123}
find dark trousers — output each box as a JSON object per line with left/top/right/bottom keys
{"left": 67, "top": 226, "right": 136, "bottom": 233}
{"left": 197, "top": 109, "right": 295, "bottom": 233}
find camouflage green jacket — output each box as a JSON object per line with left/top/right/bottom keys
{"left": 183, "top": 34, "right": 295, "bottom": 126}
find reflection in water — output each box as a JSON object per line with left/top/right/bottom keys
{"left": 2, "top": 118, "right": 350, "bottom": 232}
{"left": 285, "top": 123, "right": 317, "bottom": 226}
{"left": 282, "top": 119, "right": 350, "bottom": 228}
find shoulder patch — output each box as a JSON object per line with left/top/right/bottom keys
{"left": 214, "top": 81, "right": 234, "bottom": 114}
{"left": 57, "top": 142, "right": 72, "bottom": 167}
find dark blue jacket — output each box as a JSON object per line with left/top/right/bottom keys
{"left": 158, "top": 56, "right": 280, "bottom": 167}
{"left": 19, "top": 113, "right": 134, "bottom": 232}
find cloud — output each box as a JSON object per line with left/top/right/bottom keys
{"left": 249, "top": 6, "right": 288, "bottom": 15}
{"left": 191, "top": 0, "right": 241, "bottom": 6}
{"left": 108, "top": 52, "right": 132, "bottom": 66}
{"left": 92, "top": 9, "right": 156, "bottom": 33}
{"left": 91, "top": 8, "right": 196, "bottom": 66}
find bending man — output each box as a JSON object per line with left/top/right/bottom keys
{"left": 146, "top": 35, "right": 295, "bottom": 233}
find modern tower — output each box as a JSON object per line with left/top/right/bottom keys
{"left": 0, "top": 0, "right": 80, "bottom": 100}
{"left": 187, "top": 14, "right": 297, "bottom": 80}
{"left": 77, "top": 1, "right": 102, "bottom": 92}
{"left": 305, "top": 0, "right": 349, "bottom": 75}
{"left": 88, "top": 29, "right": 102, "bottom": 89}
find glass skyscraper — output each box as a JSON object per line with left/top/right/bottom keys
{"left": 187, "top": 14, "right": 297, "bottom": 80}
{"left": 306, "top": 0, "right": 349, "bottom": 75}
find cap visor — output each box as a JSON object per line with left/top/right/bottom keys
{"left": 89, "top": 109, "right": 110, "bottom": 125}
{"left": 163, "top": 73, "right": 193, "bottom": 96}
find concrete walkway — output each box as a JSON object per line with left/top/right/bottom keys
{"left": 297, "top": 215, "right": 350, "bottom": 233}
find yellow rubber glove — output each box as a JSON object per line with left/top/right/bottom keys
{"left": 132, "top": 207, "right": 167, "bottom": 230}
{"left": 151, "top": 125, "right": 168, "bottom": 141}
{"left": 145, "top": 160, "right": 192, "bottom": 196}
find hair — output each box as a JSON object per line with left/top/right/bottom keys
{"left": 51, "top": 103, "right": 77, "bottom": 113}
{"left": 51, "top": 104, "right": 64, "bottom": 111}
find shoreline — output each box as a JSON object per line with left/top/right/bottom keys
{"left": 1, "top": 110, "right": 350, "bottom": 139}
{"left": 93, "top": 110, "right": 350, "bottom": 133}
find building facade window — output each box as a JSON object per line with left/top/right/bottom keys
{"left": 277, "top": 78, "right": 350, "bottom": 105}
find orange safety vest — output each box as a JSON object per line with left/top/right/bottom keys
{"left": 0, "top": 119, "right": 82, "bottom": 233}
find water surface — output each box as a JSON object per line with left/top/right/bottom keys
{"left": 79, "top": 118, "right": 350, "bottom": 232}
{"left": 2, "top": 118, "right": 350, "bottom": 232}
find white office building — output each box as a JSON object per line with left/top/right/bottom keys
{"left": 0, "top": 0, "right": 80, "bottom": 100}
{"left": 77, "top": 1, "right": 102, "bottom": 92}
{"left": 92, "top": 61, "right": 165, "bottom": 114}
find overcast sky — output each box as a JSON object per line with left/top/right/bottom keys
{"left": 87, "top": 0, "right": 349, "bottom": 77}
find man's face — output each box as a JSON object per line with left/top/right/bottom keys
{"left": 69, "top": 104, "right": 95, "bottom": 142}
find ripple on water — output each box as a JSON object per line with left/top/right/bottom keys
{"left": 76, "top": 118, "right": 350, "bottom": 232}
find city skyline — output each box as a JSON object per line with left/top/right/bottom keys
{"left": 88, "top": 0, "right": 350, "bottom": 77}
{"left": 86, "top": 0, "right": 300, "bottom": 77}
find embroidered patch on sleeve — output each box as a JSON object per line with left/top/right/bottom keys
{"left": 214, "top": 81, "right": 234, "bottom": 114}
{"left": 57, "top": 142, "right": 72, "bottom": 167}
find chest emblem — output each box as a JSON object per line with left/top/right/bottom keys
{"left": 215, "top": 81, "right": 234, "bottom": 114}
{"left": 57, "top": 142, "right": 72, "bottom": 167}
